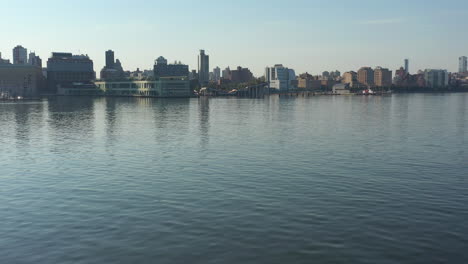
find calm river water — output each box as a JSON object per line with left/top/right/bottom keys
{"left": 1, "top": 94, "right": 467, "bottom": 263}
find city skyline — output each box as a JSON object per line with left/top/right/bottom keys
{"left": 1, "top": 0, "right": 467, "bottom": 76}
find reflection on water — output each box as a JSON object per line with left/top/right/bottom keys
{"left": 0, "top": 94, "right": 468, "bottom": 264}
{"left": 198, "top": 96, "right": 210, "bottom": 150}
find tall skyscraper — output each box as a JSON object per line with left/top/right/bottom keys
{"left": 264, "top": 67, "right": 271, "bottom": 82}
{"left": 459, "top": 56, "right": 467, "bottom": 73}
{"left": 105, "top": 50, "right": 115, "bottom": 68}
{"left": 404, "top": 59, "right": 409, "bottom": 73}
{"left": 213, "top": 67, "right": 221, "bottom": 82}
{"left": 198, "top": 50, "right": 209, "bottom": 86}
{"left": 13, "top": 45, "right": 27, "bottom": 65}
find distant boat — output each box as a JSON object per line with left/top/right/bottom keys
{"left": 357, "top": 89, "right": 392, "bottom": 96}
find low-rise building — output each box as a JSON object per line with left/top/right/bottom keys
{"left": 298, "top": 73, "right": 321, "bottom": 90}
{"left": 0, "top": 52, "right": 11, "bottom": 64}
{"left": 332, "top": 83, "right": 351, "bottom": 95}
{"left": 87, "top": 76, "right": 191, "bottom": 97}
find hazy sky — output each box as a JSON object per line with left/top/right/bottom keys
{"left": 1, "top": 0, "right": 467, "bottom": 76}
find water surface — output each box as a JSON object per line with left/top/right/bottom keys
{"left": 1, "top": 94, "right": 467, "bottom": 263}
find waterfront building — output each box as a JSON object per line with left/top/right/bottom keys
{"left": 321, "top": 79, "right": 337, "bottom": 90}
{"left": 424, "top": 69, "right": 449, "bottom": 88}
{"left": 297, "top": 73, "right": 321, "bottom": 90}
{"left": 265, "top": 64, "right": 296, "bottom": 91}
{"left": 332, "top": 83, "right": 351, "bottom": 95}
{"left": 394, "top": 63, "right": 427, "bottom": 88}
{"left": 394, "top": 67, "right": 407, "bottom": 86}
{"left": 288, "top": 69, "right": 296, "bottom": 82}
{"left": 405, "top": 59, "right": 409, "bottom": 73}
{"left": 342, "top": 71, "right": 358, "bottom": 88}
{"left": 357, "top": 67, "right": 374, "bottom": 87}
{"left": 415, "top": 73, "right": 426, "bottom": 88}
{"left": 374, "top": 67, "right": 392, "bottom": 87}
{"left": 153, "top": 56, "right": 189, "bottom": 78}
{"left": 198, "top": 50, "right": 209, "bottom": 86}
{"left": 28, "top": 52, "right": 42, "bottom": 67}
{"left": 47, "top": 52, "right": 95, "bottom": 93}
{"left": 100, "top": 50, "right": 124, "bottom": 80}
{"left": 0, "top": 52, "right": 11, "bottom": 64}
{"left": 89, "top": 76, "right": 191, "bottom": 97}
{"left": 459, "top": 56, "right": 467, "bottom": 73}
{"left": 0, "top": 64, "right": 44, "bottom": 97}
{"left": 229, "top": 66, "right": 254, "bottom": 83}
{"left": 13, "top": 45, "right": 27, "bottom": 65}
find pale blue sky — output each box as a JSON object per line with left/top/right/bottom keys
{"left": 1, "top": 0, "right": 467, "bottom": 76}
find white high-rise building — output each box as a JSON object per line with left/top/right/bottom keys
{"left": 13, "top": 45, "right": 27, "bottom": 65}
{"left": 459, "top": 56, "right": 467, "bottom": 73}
{"left": 265, "top": 64, "right": 296, "bottom": 91}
